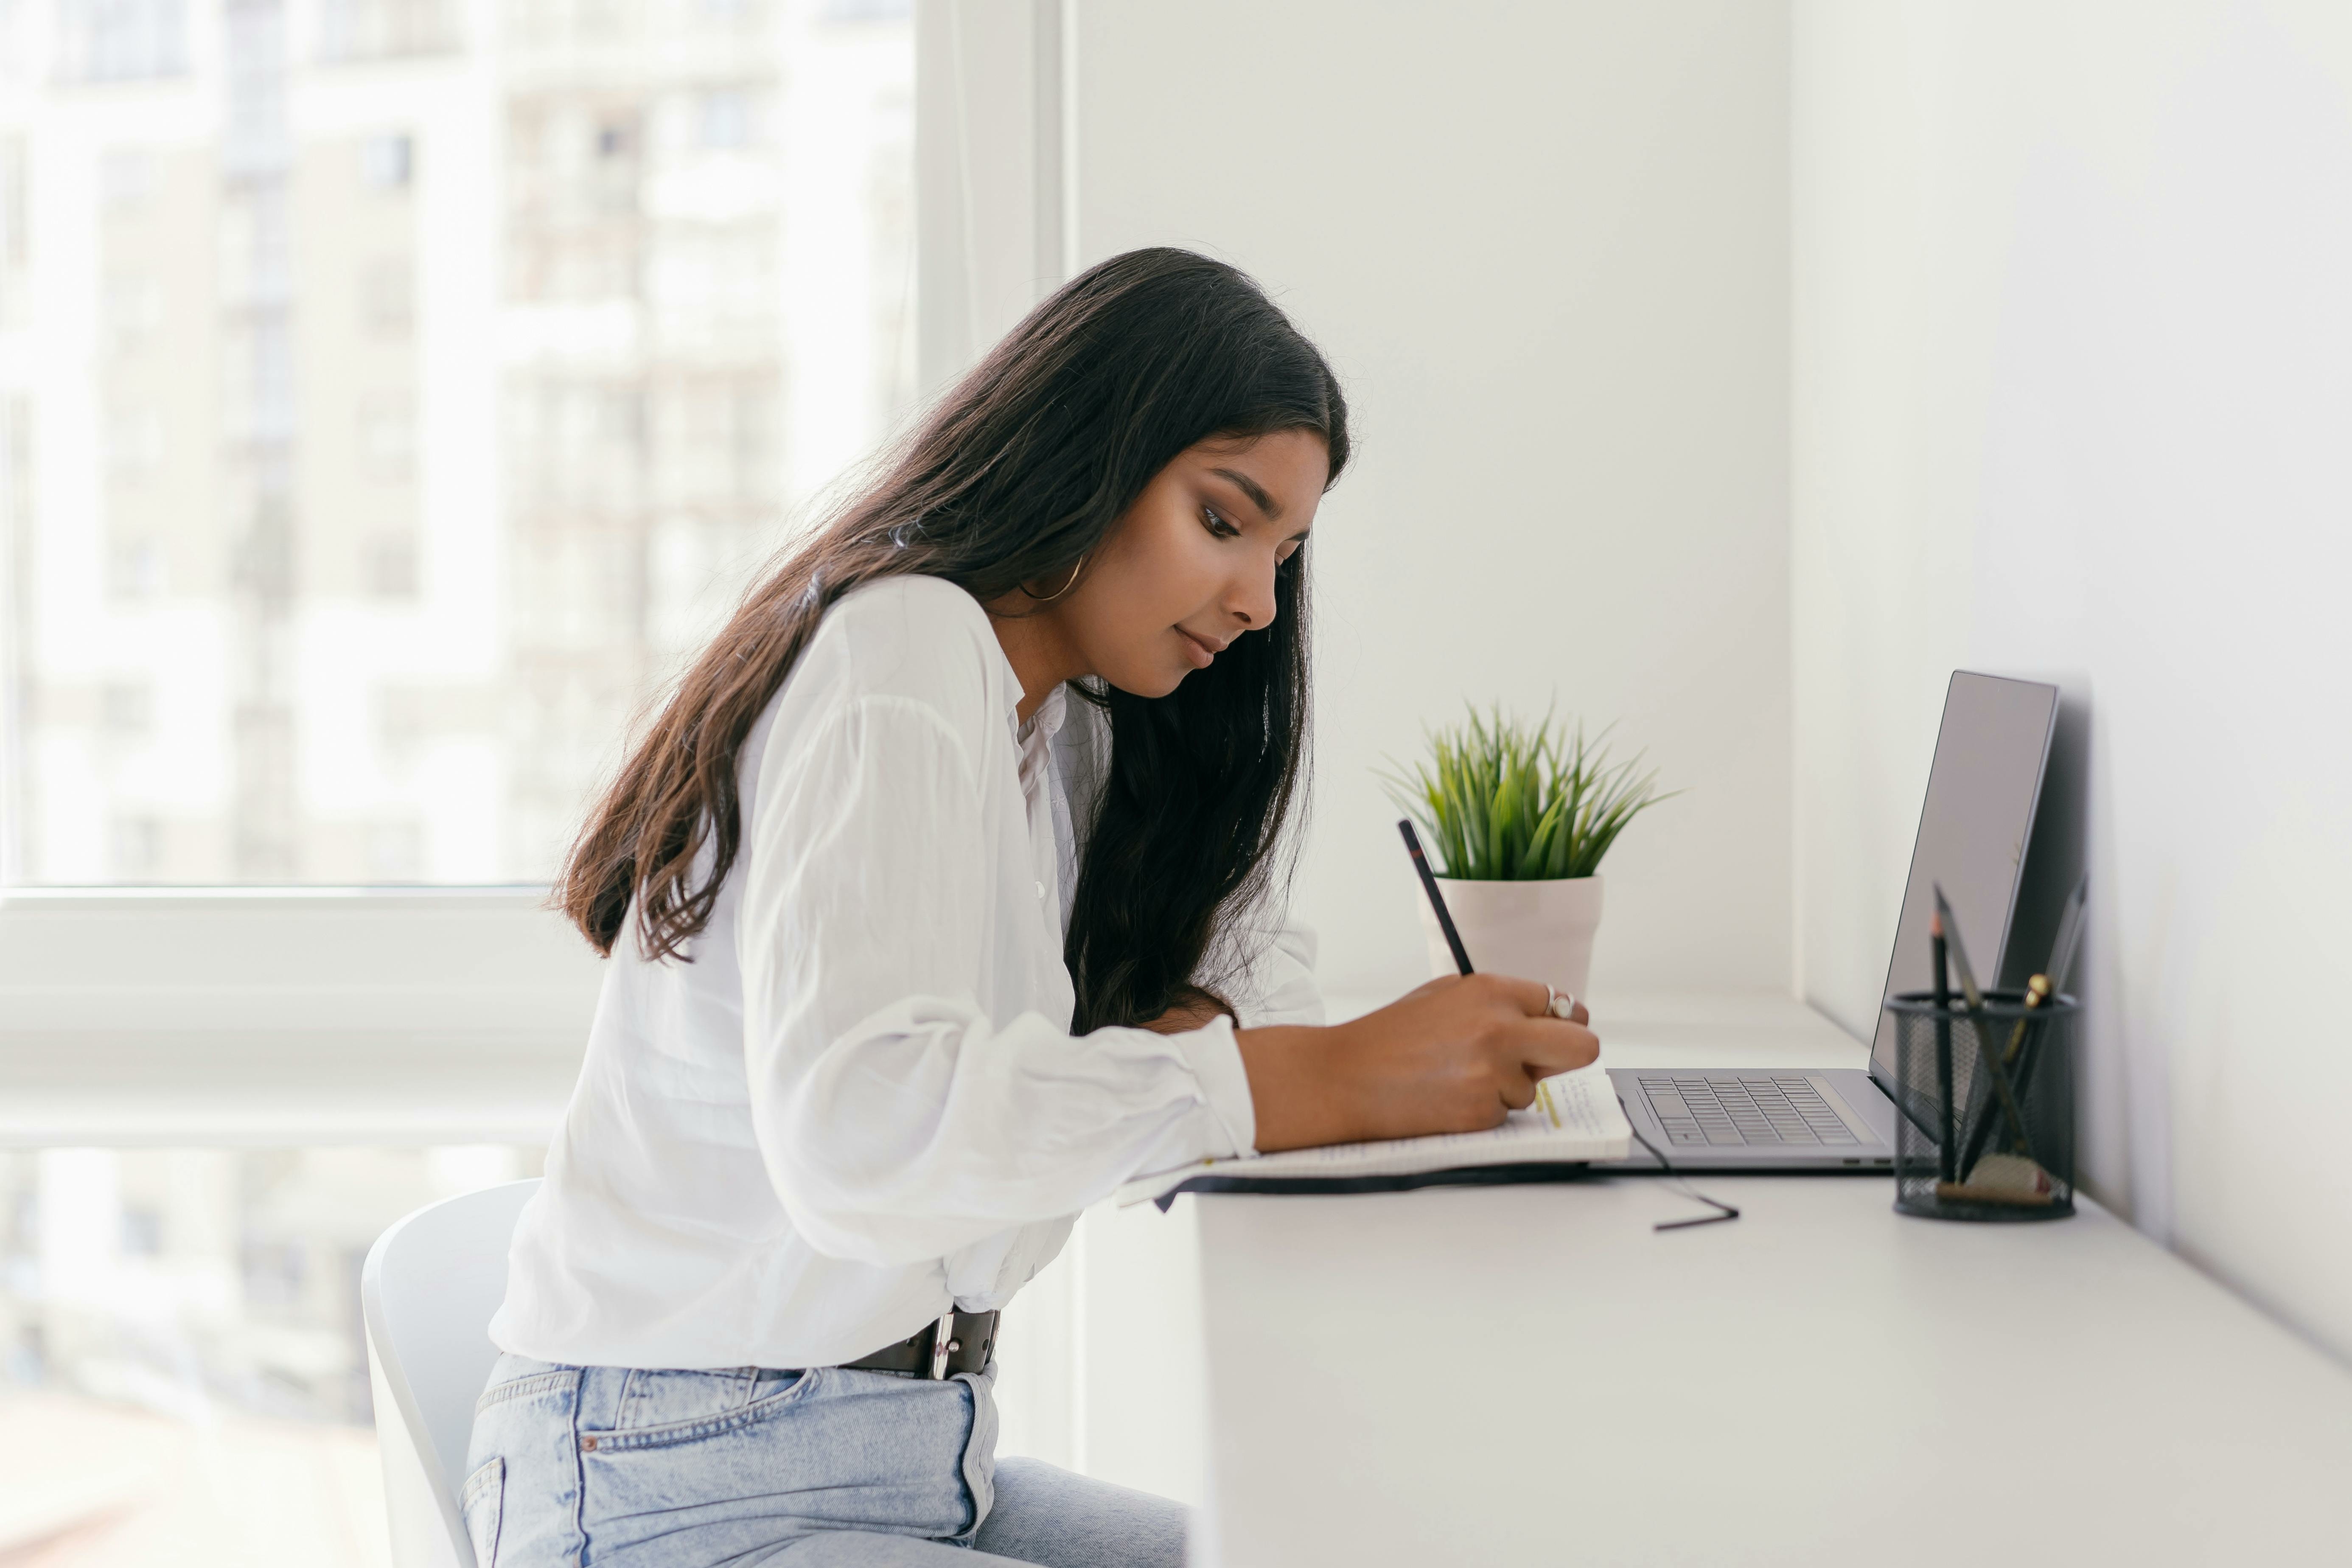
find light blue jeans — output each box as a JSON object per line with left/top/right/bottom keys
{"left": 462, "top": 1352, "right": 1187, "bottom": 1567}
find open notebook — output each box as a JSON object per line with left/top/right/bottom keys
{"left": 1119, "top": 1061, "right": 1632, "bottom": 1209}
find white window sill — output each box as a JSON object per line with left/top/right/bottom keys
{"left": 0, "top": 887, "right": 603, "bottom": 1144}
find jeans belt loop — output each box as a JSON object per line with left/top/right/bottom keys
{"left": 928, "top": 1310, "right": 957, "bottom": 1379}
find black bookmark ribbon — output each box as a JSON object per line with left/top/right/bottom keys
{"left": 1619, "top": 1100, "right": 1742, "bottom": 1231}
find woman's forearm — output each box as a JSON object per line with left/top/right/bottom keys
{"left": 1232, "top": 1025, "right": 1353, "bottom": 1151}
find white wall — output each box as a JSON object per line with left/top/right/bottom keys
{"left": 922, "top": 0, "right": 1796, "bottom": 1502}
{"left": 1072, "top": 1, "right": 1794, "bottom": 1003}
{"left": 1794, "top": 0, "right": 2352, "bottom": 1361}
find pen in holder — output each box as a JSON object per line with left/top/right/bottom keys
{"left": 1883, "top": 989, "right": 2078, "bottom": 1222}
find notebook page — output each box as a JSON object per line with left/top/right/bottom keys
{"left": 1119, "top": 1061, "right": 1630, "bottom": 1204}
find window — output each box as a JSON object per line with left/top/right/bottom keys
{"left": 100, "top": 149, "right": 157, "bottom": 210}
{"left": 696, "top": 87, "right": 754, "bottom": 149}
{"left": 359, "top": 256, "right": 413, "bottom": 337}
{"left": 0, "top": 1145, "right": 543, "bottom": 1557}
{"left": 56, "top": 0, "right": 189, "bottom": 82}
{"left": 363, "top": 531, "right": 421, "bottom": 598}
{"left": 319, "top": 0, "right": 457, "bottom": 61}
{"left": 359, "top": 132, "right": 413, "bottom": 191}
{"left": 0, "top": 1, "right": 917, "bottom": 1555}
{"left": 0, "top": 0, "right": 915, "bottom": 886}
{"left": 356, "top": 393, "right": 416, "bottom": 482}
{"left": 99, "top": 681, "right": 151, "bottom": 736}
{"left": 0, "top": 138, "right": 26, "bottom": 329}
{"left": 101, "top": 404, "right": 164, "bottom": 478}
{"left": 103, "top": 273, "right": 164, "bottom": 352}
{"left": 0, "top": 0, "right": 1148, "bottom": 1544}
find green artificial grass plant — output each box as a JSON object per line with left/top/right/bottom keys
{"left": 1381, "top": 704, "right": 1676, "bottom": 881}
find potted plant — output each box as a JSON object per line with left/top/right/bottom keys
{"left": 1381, "top": 706, "right": 1675, "bottom": 999}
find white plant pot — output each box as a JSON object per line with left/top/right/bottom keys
{"left": 1416, "top": 875, "right": 1605, "bottom": 1000}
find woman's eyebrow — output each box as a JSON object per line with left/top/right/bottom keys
{"left": 1208, "top": 466, "right": 1283, "bottom": 521}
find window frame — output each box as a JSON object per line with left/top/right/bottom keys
{"left": 0, "top": 886, "right": 603, "bottom": 1141}
{"left": 1, "top": 0, "right": 1066, "bottom": 1129}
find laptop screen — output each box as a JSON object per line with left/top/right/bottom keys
{"left": 1867, "top": 672, "right": 2059, "bottom": 1083}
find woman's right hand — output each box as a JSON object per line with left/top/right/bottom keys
{"left": 1235, "top": 973, "right": 1601, "bottom": 1153}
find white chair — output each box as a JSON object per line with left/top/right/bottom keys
{"left": 362, "top": 1179, "right": 541, "bottom": 1568}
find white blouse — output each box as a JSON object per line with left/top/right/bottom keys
{"left": 491, "top": 573, "right": 1321, "bottom": 1371}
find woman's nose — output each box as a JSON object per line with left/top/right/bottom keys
{"left": 1228, "top": 558, "right": 1279, "bottom": 630}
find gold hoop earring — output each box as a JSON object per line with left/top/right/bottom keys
{"left": 1025, "top": 555, "right": 1086, "bottom": 603}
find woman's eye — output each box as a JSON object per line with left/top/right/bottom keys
{"left": 1202, "top": 505, "right": 1241, "bottom": 539}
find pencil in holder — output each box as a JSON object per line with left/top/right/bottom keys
{"left": 1882, "top": 989, "right": 2078, "bottom": 1222}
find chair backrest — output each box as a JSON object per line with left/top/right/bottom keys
{"left": 361, "top": 1179, "right": 541, "bottom": 1561}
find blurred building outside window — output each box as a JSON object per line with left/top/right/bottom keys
{"left": 0, "top": 0, "right": 915, "bottom": 1560}
{"left": 0, "top": 0, "right": 916, "bottom": 887}
{"left": 0, "top": 1144, "right": 542, "bottom": 1565}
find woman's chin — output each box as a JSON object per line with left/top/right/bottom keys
{"left": 1100, "top": 664, "right": 1190, "bottom": 700}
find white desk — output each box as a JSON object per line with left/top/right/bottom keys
{"left": 1194, "top": 992, "right": 2352, "bottom": 1566}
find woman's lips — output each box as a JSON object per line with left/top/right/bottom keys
{"left": 1176, "top": 627, "right": 1219, "bottom": 668}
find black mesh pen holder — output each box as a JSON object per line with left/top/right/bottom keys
{"left": 1884, "top": 990, "right": 2078, "bottom": 1222}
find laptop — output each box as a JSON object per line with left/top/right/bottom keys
{"left": 1599, "top": 671, "right": 2060, "bottom": 1172}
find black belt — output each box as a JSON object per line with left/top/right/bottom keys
{"left": 840, "top": 1309, "right": 998, "bottom": 1379}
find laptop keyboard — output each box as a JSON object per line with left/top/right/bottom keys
{"left": 1638, "top": 1075, "right": 1860, "bottom": 1147}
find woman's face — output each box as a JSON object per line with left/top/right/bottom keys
{"left": 1047, "top": 430, "right": 1330, "bottom": 699}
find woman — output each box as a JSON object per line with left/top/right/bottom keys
{"left": 467, "top": 248, "right": 1598, "bottom": 1567}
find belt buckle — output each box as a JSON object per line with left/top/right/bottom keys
{"left": 928, "top": 1310, "right": 957, "bottom": 1379}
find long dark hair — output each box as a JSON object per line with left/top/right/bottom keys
{"left": 558, "top": 247, "right": 1350, "bottom": 1031}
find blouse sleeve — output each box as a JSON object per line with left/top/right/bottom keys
{"left": 737, "top": 693, "right": 1257, "bottom": 1268}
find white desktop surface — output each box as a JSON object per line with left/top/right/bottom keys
{"left": 1195, "top": 992, "right": 2352, "bottom": 1566}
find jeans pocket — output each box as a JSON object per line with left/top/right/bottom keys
{"left": 583, "top": 1367, "right": 810, "bottom": 1451}
{"left": 461, "top": 1456, "right": 504, "bottom": 1568}
{"left": 608, "top": 1368, "right": 763, "bottom": 1433}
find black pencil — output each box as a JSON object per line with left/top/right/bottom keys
{"left": 1931, "top": 909, "right": 1957, "bottom": 1183}
{"left": 1933, "top": 886, "right": 2036, "bottom": 1175}
{"left": 1999, "top": 889, "right": 2088, "bottom": 1169}
{"left": 1957, "top": 972, "right": 2051, "bottom": 1178}
{"left": 1399, "top": 820, "right": 1475, "bottom": 975}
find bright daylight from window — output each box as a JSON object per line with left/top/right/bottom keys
{"left": 0, "top": 0, "right": 913, "bottom": 1558}
{"left": 0, "top": 1145, "right": 546, "bottom": 1565}
{"left": 0, "top": 0, "right": 913, "bottom": 886}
